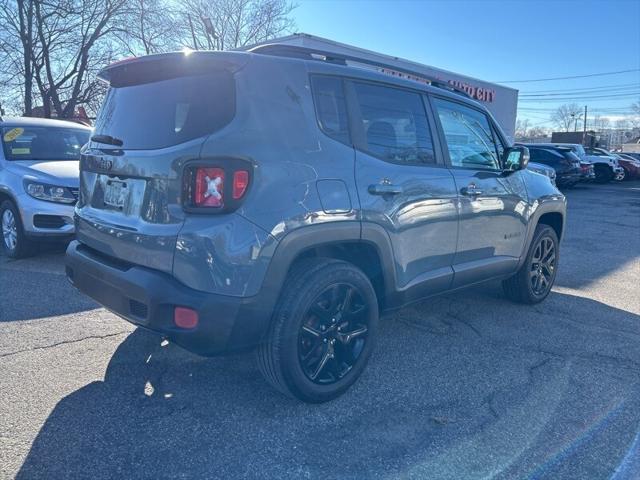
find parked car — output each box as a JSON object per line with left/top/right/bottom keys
{"left": 527, "top": 161, "right": 556, "bottom": 185}
{"left": 0, "top": 117, "right": 91, "bottom": 257}
{"left": 584, "top": 147, "right": 626, "bottom": 182}
{"left": 65, "top": 47, "right": 566, "bottom": 402}
{"left": 579, "top": 161, "right": 595, "bottom": 182}
{"left": 611, "top": 153, "right": 640, "bottom": 180}
{"left": 518, "top": 144, "right": 583, "bottom": 188}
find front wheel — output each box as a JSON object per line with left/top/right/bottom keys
{"left": 503, "top": 224, "right": 559, "bottom": 304}
{"left": 256, "top": 258, "right": 379, "bottom": 403}
{"left": 1, "top": 200, "right": 35, "bottom": 258}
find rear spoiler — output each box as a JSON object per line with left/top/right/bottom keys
{"left": 98, "top": 50, "right": 250, "bottom": 86}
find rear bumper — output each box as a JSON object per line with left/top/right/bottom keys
{"left": 65, "top": 240, "right": 272, "bottom": 356}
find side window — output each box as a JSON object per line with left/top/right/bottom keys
{"left": 529, "top": 149, "right": 541, "bottom": 162}
{"left": 352, "top": 82, "right": 435, "bottom": 165}
{"left": 536, "top": 149, "right": 559, "bottom": 165}
{"left": 310, "top": 76, "right": 350, "bottom": 144}
{"left": 433, "top": 98, "right": 501, "bottom": 170}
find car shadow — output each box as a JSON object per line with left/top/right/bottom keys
{"left": 0, "top": 244, "right": 98, "bottom": 322}
{"left": 15, "top": 287, "right": 640, "bottom": 479}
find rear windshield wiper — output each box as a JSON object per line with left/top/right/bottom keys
{"left": 91, "top": 134, "right": 123, "bottom": 147}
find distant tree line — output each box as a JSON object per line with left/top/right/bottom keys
{"left": 0, "top": 0, "right": 296, "bottom": 118}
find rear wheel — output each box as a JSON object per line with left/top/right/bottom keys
{"left": 594, "top": 164, "right": 613, "bottom": 183}
{"left": 256, "top": 258, "right": 378, "bottom": 403}
{"left": 0, "top": 200, "right": 35, "bottom": 258}
{"left": 503, "top": 224, "right": 559, "bottom": 304}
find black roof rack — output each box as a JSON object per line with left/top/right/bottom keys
{"left": 248, "top": 44, "right": 472, "bottom": 99}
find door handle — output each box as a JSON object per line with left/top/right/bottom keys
{"left": 368, "top": 184, "right": 403, "bottom": 195}
{"left": 461, "top": 183, "right": 483, "bottom": 196}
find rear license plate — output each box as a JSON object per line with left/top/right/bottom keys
{"left": 104, "top": 180, "right": 128, "bottom": 209}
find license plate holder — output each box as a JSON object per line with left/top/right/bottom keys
{"left": 104, "top": 179, "right": 128, "bottom": 210}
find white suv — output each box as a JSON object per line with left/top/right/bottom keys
{"left": 0, "top": 117, "right": 91, "bottom": 257}
{"left": 584, "top": 147, "right": 625, "bottom": 182}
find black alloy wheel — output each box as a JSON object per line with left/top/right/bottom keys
{"left": 503, "top": 224, "right": 559, "bottom": 304}
{"left": 298, "top": 283, "right": 369, "bottom": 385}
{"left": 530, "top": 236, "right": 556, "bottom": 297}
{"left": 257, "top": 258, "right": 378, "bottom": 403}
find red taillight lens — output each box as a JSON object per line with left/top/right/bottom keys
{"left": 194, "top": 167, "right": 224, "bottom": 207}
{"left": 233, "top": 170, "right": 249, "bottom": 199}
{"left": 174, "top": 307, "right": 199, "bottom": 329}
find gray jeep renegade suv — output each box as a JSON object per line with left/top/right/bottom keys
{"left": 66, "top": 45, "right": 566, "bottom": 402}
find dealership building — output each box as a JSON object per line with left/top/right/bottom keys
{"left": 244, "top": 33, "right": 519, "bottom": 140}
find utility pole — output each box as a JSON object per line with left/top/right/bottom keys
{"left": 582, "top": 105, "right": 588, "bottom": 145}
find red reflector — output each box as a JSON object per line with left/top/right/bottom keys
{"left": 174, "top": 307, "right": 199, "bottom": 329}
{"left": 194, "top": 167, "right": 224, "bottom": 207}
{"left": 233, "top": 170, "right": 249, "bottom": 199}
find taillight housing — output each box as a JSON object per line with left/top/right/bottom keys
{"left": 183, "top": 159, "right": 251, "bottom": 212}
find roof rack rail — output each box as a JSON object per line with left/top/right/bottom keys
{"left": 248, "top": 43, "right": 471, "bottom": 99}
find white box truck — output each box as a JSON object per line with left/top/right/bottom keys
{"left": 243, "top": 33, "right": 519, "bottom": 141}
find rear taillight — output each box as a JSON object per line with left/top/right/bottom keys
{"left": 194, "top": 167, "right": 225, "bottom": 207}
{"left": 233, "top": 170, "right": 249, "bottom": 199}
{"left": 184, "top": 162, "right": 251, "bottom": 211}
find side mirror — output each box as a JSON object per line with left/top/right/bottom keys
{"left": 504, "top": 146, "right": 529, "bottom": 171}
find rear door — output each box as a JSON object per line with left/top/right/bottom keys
{"left": 348, "top": 80, "right": 459, "bottom": 301}
{"left": 429, "top": 96, "right": 528, "bottom": 287}
{"left": 77, "top": 56, "right": 236, "bottom": 273}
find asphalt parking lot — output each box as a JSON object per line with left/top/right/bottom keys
{"left": 1, "top": 180, "right": 639, "bottom": 480}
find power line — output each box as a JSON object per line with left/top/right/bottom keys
{"left": 519, "top": 86, "right": 640, "bottom": 97}
{"left": 520, "top": 82, "right": 640, "bottom": 94}
{"left": 519, "top": 92, "right": 640, "bottom": 102}
{"left": 495, "top": 68, "right": 640, "bottom": 83}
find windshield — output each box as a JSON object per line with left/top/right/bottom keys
{"left": 1, "top": 126, "right": 90, "bottom": 161}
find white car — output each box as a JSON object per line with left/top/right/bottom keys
{"left": 0, "top": 116, "right": 91, "bottom": 257}
{"left": 584, "top": 147, "right": 626, "bottom": 182}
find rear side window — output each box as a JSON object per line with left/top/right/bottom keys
{"left": 310, "top": 76, "right": 350, "bottom": 144}
{"left": 530, "top": 148, "right": 561, "bottom": 165}
{"left": 433, "top": 98, "right": 501, "bottom": 170}
{"left": 353, "top": 82, "right": 435, "bottom": 165}
{"left": 1, "top": 126, "right": 90, "bottom": 161}
{"left": 93, "top": 72, "right": 234, "bottom": 150}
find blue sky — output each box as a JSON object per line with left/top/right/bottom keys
{"left": 292, "top": 0, "right": 640, "bottom": 128}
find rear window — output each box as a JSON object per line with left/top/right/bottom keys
{"left": 93, "top": 72, "right": 235, "bottom": 150}
{"left": 1, "top": 126, "right": 90, "bottom": 161}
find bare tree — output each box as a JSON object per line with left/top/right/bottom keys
{"left": 178, "top": 0, "right": 296, "bottom": 51}
{"left": 551, "top": 103, "right": 582, "bottom": 132}
{"left": 630, "top": 102, "right": 640, "bottom": 129}
{"left": 114, "top": 0, "right": 184, "bottom": 56}
{"left": 30, "top": 0, "right": 129, "bottom": 119}
{"left": 514, "top": 118, "right": 530, "bottom": 140}
{"left": 0, "top": 0, "right": 35, "bottom": 115}
{"left": 528, "top": 126, "right": 548, "bottom": 139}
{"left": 592, "top": 115, "right": 610, "bottom": 132}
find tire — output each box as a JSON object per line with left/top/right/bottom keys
{"left": 503, "top": 224, "right": 559, "bottom": 304}
{"left": 256, "top": 258, "right": 379, "bottom": 403}
{"left": 594, "top": 164, "right": 613, "bottom": 183}
{"left": 0, "top": 200, "right": 35, "bottom": 258}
